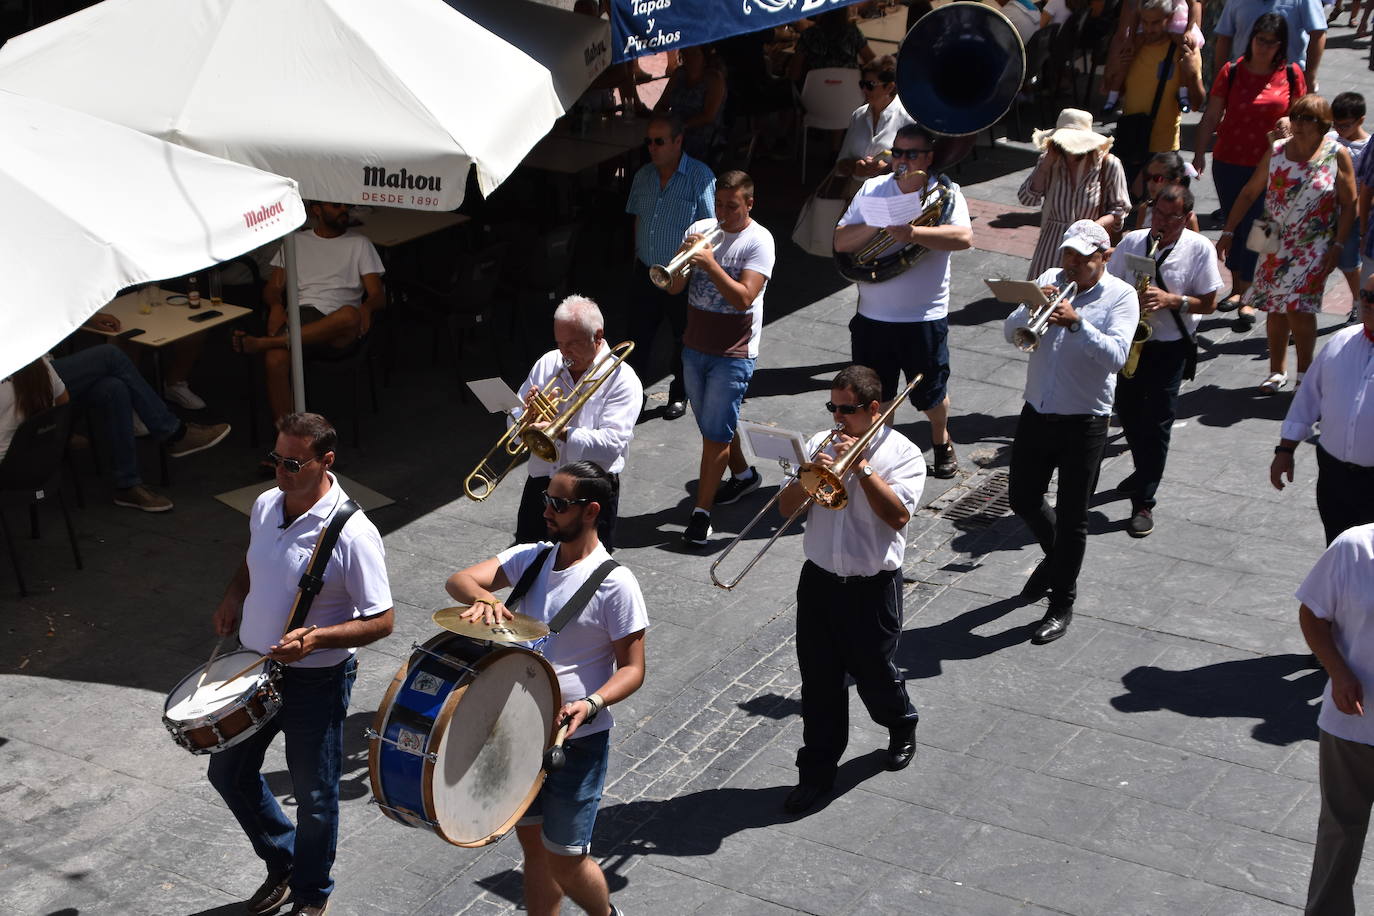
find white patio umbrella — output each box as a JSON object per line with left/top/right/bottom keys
{"left": 0, "top": 0, "right": 610, "bottom": 409}
{"left": 0, "top": 88, "right": 304, "bottom": 382}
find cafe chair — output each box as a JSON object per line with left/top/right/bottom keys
{"left": 304, "top": 322, "right": 382, "bottom": 449}
{"left": 798, "top": 67, "right": 861, "bottom": 184}
{"left": 0, "top": 402, "right": 83, "bottom": 597}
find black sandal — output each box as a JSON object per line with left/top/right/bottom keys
{"left": 1233, "top": 308, "right": 1258, "bottom": 331}
{"left": 1217, "top": 292, "right": 1243, "bottom": 313}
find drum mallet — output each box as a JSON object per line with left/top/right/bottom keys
{"left": 542, "top": 715, "right": 573, "bottom": 771}
{"left": 218, "top": 626, "right": 317, "bottom": 686}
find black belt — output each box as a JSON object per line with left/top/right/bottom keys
{"left": 1318, "top": 443, "right": 1374, "bottom": 474}
{"left": 806, "top": 560, "right": 896, "bottom": 585}
{"left": 1030, "top": 406, "right": 1098, "bottom": 421}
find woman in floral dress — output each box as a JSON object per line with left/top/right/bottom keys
{"left": 1217, "top": 94, "right": 1357, "bottom": 393}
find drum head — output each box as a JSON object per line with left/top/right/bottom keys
{"left": 426, "top": 648, "right": 559, "bottom": 846}
{"left": 164, "top": 650, "right": 268, "bottom": 722}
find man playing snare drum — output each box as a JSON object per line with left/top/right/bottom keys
{"left": 210, "top": 412, "right": 394, "bottom": 916}
{"left": 446, "top": 460, "right": 648, "bottom": 916}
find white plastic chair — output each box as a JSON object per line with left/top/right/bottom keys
{"left": 798, "top": 67, "right": 861, "bottom": 183}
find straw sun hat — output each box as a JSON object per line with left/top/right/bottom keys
{"left": 1032, "top": 108, "right": 1113, "bottom": 156}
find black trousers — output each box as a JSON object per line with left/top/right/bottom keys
{"left": 1008, "top": 404, "right": 1110, "bottom": 609}
{"left": 515, "top": 473, "right": 621, "bottom": 552}
{"left": 1115, "top": 337, "right": 1189, "bottom": 510}
{"left": 626, "top": 265, "right": 687, "bottom": 403}
{"left": 795, "top": 561, "right": 918, "bottom": 787}
{"left": 1315, "top": 445, "right": 1374, "bottom": 546}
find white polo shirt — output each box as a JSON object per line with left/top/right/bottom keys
{"left": 240, "top": 475, "right": 392, "bottom": 668}
{"left": 1107, "top": 229, "right": 1223, "bottom": 342}
{"left": 1297, "top": 523, "right": 1374, "bottom": 746}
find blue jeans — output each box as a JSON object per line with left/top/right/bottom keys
{"left": 682, "top": 347, "right": 754, "bottom": 443}
{"left": 1212, "top": 159, "right": 1264, "bottom": 284}
{"left": 51, "top": 344, "right": 179, "bottom": 488}
{"left": 207, "top": 657, "right": 357, "bottom": 906}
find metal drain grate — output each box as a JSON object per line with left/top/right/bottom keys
{"left": 939, "top": 470, "right": 1012, "bottom": 526}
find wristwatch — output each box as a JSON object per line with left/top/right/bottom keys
{"left": 860, "top": 464, "right": 875, "bottom": 479}
{"left": 1068, "top": 320, "right": 1082, "bottom": 333}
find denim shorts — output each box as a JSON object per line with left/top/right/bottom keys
{"left": 1340, "top": 227, "right": 1362, "bottom": 273}
{"left": 517, "top": 729, "right": 610, "bottom": 856}
{"left": 682, "top": 347, "right": 755, "bottom": 443}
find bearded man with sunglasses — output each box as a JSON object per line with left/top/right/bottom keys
{"left": 775, "top": 365, "right": 925, "bottom": 815}
{"left": 1272, "top": 275, "right": 1374, "bottom": 545}
{"left": 210, "top": 412, "right": 394, "bottom": 916}
{"left": 834, "top": 124, "right": 973, "bottom": 481}
{"left": 447, "top": 460, "right": 647, "bottom": 916}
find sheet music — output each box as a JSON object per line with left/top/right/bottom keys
{"left": 856, "top": 188, "right": 932, "bottom": 228}
{"left": 466, "top": 377, "right": 524, "bottom": 415}
{"left": 738, "top": 421, "right": 807, "bottom": 466}
{"left": 1122, "top": 253, "right": 1157, "bottom": 283}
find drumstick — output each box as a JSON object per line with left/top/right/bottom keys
{"left": 219, "top": 626, "right": 317, "bottom": 686}
{"left": 195, "top": 636, "right": 229, "bottom": 690}
{"left": 542, "top": 714, "right": 573, "bottom": 771}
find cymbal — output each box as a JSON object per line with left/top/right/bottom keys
{"left": 432, "top": 606, "right": 549, "bottom": 643}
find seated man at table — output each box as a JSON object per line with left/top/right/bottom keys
{"left": 234, "top": 201, "right": 385, "bottom": 428}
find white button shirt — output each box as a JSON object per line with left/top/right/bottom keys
{"left": 1281, "top": 325, "right": 1374, "bottom": 466}
{"left": 1106, "top": 228, "right": 1223, "bottom": 342}
{"left": 801, "top": 425, "right": 926, "bottom": 577}
{"left": 1004, "top": 269, "right": 1139, "bottom": 416}
{"left": 837, "top": 99, "right": 916, "bottom": 163}
{"left": 515, "top": 341, "right": 644, "bottom": 477}
{"left": 1296, "top": 523, "right": 1374, "bottom": 745}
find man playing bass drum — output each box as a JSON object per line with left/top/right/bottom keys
{"left": 834, "top": 125, "right": 972, "bottom": 480}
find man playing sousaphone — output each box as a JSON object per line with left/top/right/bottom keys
{"left": 776, "top": 365, "right": 925, "bottom": 815}
{"left": 833, "top": 124, "right": 973, "bottom": 480}
{"left": 446, "top": 460, "right": 647, "bottom": 916}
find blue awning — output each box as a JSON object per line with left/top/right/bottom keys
{"left": 609, "top": 0, "right": 867, "bottom": 63}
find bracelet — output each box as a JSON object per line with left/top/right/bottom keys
{"left": 472, "top": 597, "right": 498, "bottom": 608}
{"left": 581, "top": 693, "right": 605, "bottom": 722}
{"left": 1219, "top": 230, "right": 1234, "bottom": 238}
{"left": 1274, "top": 445, "right": 1296, "bottom": 455}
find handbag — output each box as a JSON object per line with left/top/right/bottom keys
{"left": 1245, "top": 216, "right": 1280, "bottom": 254}
{"left": 792, "top": 170, "right": 850, "bottom": 258}
{"left": 1114, "top": 53, "right": 1175, "bottom": 170}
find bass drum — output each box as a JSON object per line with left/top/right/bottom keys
{"left": 368, "top": 633, "right": 561, "bottom": 847}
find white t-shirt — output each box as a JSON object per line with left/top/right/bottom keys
{"left": 838, "top": 99, "right": 917, "bottom": 164}
{"left": 838, "top": 174, "right": 971, "bottom": 323}
{"left": 497, "top": 542, "right": 649, "bottom": 738}
{"left": 683, "top": 217, "right": 774, "bottom": 360}
{"left": 1296, "top": 523, "right": 1374, "bottom": 746}
{"left": 270, "top": 230, "right": 385, "bottom": 317}
{"left": 241, "top": 476, "right": 393, "bottom": 668}
{"left": 0, "top": 358, "right": 64, "bottom": 461}
{"left": 1107, "top": 229, "right": 1223, "bottom": 341}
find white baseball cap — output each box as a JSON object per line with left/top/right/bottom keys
{"left": 1060, "top": 219, "right": 1111, "bottom": 255}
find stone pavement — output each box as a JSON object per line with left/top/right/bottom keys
{"left": 4, "top": 25, "right": 1374, "bottom": 916}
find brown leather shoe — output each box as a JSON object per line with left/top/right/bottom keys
{"left": 246, "top": 869, "right": 291, "bottom": 915}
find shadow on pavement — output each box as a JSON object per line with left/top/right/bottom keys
{"left": 897, "top": 596, "right": 1034, "bottom": 680}
{"left": 1111, "top": 652, "right": 1324, "bottom": 745}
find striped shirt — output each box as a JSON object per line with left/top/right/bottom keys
{"left": 626, "top": 153, "right": 716, "bottom": 268}
{"left": 1017, "top": 153, "right": 1130, "bottom": 280}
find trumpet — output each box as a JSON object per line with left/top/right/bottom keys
{"left": 463, "top": 341, "right": 635, "bottom": 501}
{"left": 649, "top": 225, "right": 725, "bottom": 290}
{"left": 709, "top": 374, "right": 923, "bottom": 590}
{"left": 1121, "top": 234, "right": 1160, "bottom": 379}
{"left": 1012, "top": 280, "right": 1078, "bottom": 352}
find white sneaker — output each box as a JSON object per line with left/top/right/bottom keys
{"left": 132, "top": 412, "right": 150, "bottom": 437}
{"left": 164, "top": 381, "right": 206, "bottom": 410}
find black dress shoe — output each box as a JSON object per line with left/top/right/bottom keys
{"left": 885, "top": 724, "right": 917, "bottom": 771}
{"left": 1031, "top": 607, "right": 1073, "bottom": 644}
{"left": 663, "top": 399, "right": 687, "bottom": 420}
{"left": 1019, "top": 560, "right": 1052, "bottom": 601}
{"left": 783, "top": 783, "right": 829, "bottom": 814}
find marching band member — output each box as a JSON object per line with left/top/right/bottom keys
{"left": 1106, "top": 185, "right": 1221, "bottom": 537}
{"left": 513, "top": 296, "right": 643, "bottom": 552}
{"left": 447, "top": 460, "right": 647, "bottom": 916}
{"left": 1005, "top": 220, "right": 1138, "bottom": 645}
{"left": 834, "top": 124, "right": 973, "bottom": 480}
{"left": 776, "top": 365, "right": 925, "bottom": 815}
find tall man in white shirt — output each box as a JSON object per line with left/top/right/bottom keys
{"left": 664, "top": 170, "right": 775, "bottom": 547}
{"left": 1272, "top": 278, "right": 1374, "bottom": 545}
{"left": 236, "top": 201, "right": 386, "bottom": 425}
{"left": 446, "top": 460, "right": 648, "bottom": 916}
{"left": 210, "top": 412, "right": 394, "bottom": 916}
{"left": 776, "top": 365, "right": 925, "bottom": 815}
{"left": 1297, "top": 523, "right": 1374, "bottom": 914}
{"left": 1005, "top": 220, "right": 1138, "bottom": 644}
{"left": 514, "top": 296, "right": 643, "bottom": 552}
{"left": 834, "top": 125, "right": 973, "bottom": 480}
{"left": 1107, "top": 186, "right": 1222, "bottom": 537}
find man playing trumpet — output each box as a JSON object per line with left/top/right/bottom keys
{"left": 514, "top": 296, "right": 643, "bottom": 551}
{"left": 1004, "top": 221, "right": 1137, "bottom": 644}
{"left": 1106, "top": 186, "right": 1220, "bottom": 537}
{"left": 834, "top": 125, "right": 972, "bottom": 480}
{"left": 776, "top": 365, "right": 925, "bottom": 815}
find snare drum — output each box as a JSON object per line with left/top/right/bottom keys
{"left": 368, "top": 633, "right": 560, "bottom": 847}
{"left": 163, "top": 650, "right": 281, "bottom": 754}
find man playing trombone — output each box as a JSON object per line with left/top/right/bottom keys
{"left": 776, "top": 365, "right": 925, "bottom": 815}
{"left": 1004, "top": 220, "right": 1138, "bottom": 645}
{"left": 513, "top": 296, "right": 643, "bottom": 551}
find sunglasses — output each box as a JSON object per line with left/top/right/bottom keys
{"left": 826, "top": 401, "right": 864, "bottom": 415}
{"left": 858, "top": 79, "right": 892, "bottom": 90}
{"left": 890, "top": 147, "right": 935, "bottom": 160}
{"left": 644, "top": 136, "right": 672, "bottom": 147}
{"left": 1290, "top": 114, "right": 1328, "bottom": 126}
{"left": 266, "top": 451, "right": 319, "bottom": 474}
{"left": 542, "top": 491, "right": 593, "bottom": 513}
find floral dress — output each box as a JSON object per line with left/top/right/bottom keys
{"left": 1248, "top": 137, "right": 1341, "bottom": 315}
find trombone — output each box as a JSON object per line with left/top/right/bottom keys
{"left": 462, "top": 341, "right": 635, "bottom": 501}
{"left": 649, "top": 224, "right": 725, "bottom": 290}
{"left": 709, "top": 374, "right": 923, "bottom": 590}
{"left": 1012, "top": 280, "right": 1078, "bottom": 352}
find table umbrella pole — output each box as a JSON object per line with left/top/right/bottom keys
{"left": 284, "top": 231, "right": 307, "bottom": 413}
